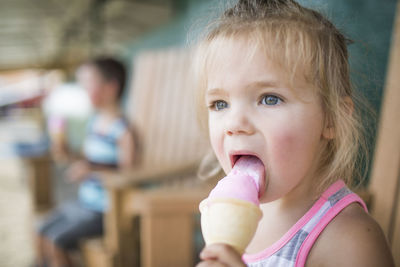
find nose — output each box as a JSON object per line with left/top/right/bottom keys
{"left": 225, "top": 106, "right": 255, "bottom": 136}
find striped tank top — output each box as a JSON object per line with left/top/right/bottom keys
{"left": 78, "top": 115, "right": 128, "bottom": 212}
{"left": 243, "top": 180, "right": 368, "bottom": 267}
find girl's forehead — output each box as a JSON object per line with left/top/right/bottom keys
{"left": 205, "top": 38, "right": 295, "bottom": 86}
{"left": 206, "top": 36, "right": 260, "bottom": 66}
{"left": 206, "top": 40, "right": 264, "bottom": 77}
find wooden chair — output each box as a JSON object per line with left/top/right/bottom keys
{"left": 368, "top": 1, "right": 400, "bottom": 264}
{"left": 80, "top": 48, "right": 213, "bottom": 267}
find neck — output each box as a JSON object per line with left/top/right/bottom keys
{"left": 98, "top": 103, "right": 120, "bottom": 118}
{"left": 247, "top": 173, "right": 319, "bottom": 254}
{"left": 262, "top": 176, "right": 316, "bottom": 218}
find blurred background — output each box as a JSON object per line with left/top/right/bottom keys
{"left": 0, "top": 0, "right": 398, "bottom": 267}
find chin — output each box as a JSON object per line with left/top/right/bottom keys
{"left": 258, "top": 185, "right": 286, "bottom": 204}
{"left": 91, "top": 102, "right": 102, "bottom": 109}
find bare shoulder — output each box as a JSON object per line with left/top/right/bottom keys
{"left": 306, "top": 203, "right": 395, "bottom": 267}
{"left": 117, "top": 127, "right": 135, "bottom": 149}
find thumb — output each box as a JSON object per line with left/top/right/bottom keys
{"left": 200, "top": 244, "right": 245, "bottom": 267}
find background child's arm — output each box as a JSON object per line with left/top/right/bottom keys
{"left": 307, "top": 204, "right": 395, "bottom": 267}
{"left": 117, "top": 130, "right": 135, "bottom": 169}
{"left": 66, "top": 129, "right": 135, "bottom": 183}
{"left": 65, "top": 160, "right": 90, "bottom": 182}
{"left": 197, "top": 244, "right": 246, "bottom": 267}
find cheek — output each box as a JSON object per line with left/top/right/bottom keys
{"left": 209, "top": 119, "right": 223, "bottom": 152}
{"left": 260, "top": 126, "right": 321, "bottom": 202}
{"left": 269, "top": 131, "right": 301, "bottom": 168}
{"left": 208, "top": 117, "right": 228, "bottom": 170}
{"left": 267, "top": 121, "right": 321, "bottom": 179}
{"left": 88, "top": 91, "right": 102, "bottom": 105}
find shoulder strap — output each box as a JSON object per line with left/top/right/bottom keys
{"left": 295, "top": 193, "right": 368, "bottom": 266}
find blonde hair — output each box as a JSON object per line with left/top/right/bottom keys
{"left": 193, "top": 0, "right": 371, "bottom": 193}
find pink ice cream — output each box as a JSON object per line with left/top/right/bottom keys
{"left": 207, "top": 156, "right": 265, "bottom": 205}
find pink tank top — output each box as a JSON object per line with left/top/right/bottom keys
{"left": 242, "top": 180, "right": 368, "bottom": 267}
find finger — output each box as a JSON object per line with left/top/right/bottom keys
{"left": 200, "top": 244, "right": 245, "bottom": 267}
{"left": 196, "top": 260, "right": 227, "bottom": 267}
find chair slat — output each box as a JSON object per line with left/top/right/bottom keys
{"left": 125, "top": 48, "right": 208, "bottom": 176}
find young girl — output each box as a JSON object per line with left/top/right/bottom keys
{"left": 35, "top": 57, "right": 135, "bottom": 267}
{"left": 194, "top": 0, "right": 395, "bottom": 266}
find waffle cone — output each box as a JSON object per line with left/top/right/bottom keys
{"left": 199, "top": 198, "right": 262, "bottom": 254}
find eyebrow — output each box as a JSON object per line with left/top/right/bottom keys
{"left": 206, "top": 80, "right": 281, "bottom": 96}
{"left": 245, "top": 80, "right": 280, "bottom": 90}
{"left": 206, "top": 88, "right": 228, "bottom": 97}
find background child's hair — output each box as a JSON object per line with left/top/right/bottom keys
{"left": 193, "top": 0, "right": 371, "bottom": 193}
{"left": 83, "top": 57, "right": 127, "bottom": 101}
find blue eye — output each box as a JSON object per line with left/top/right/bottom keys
{"left": 261, "top": 95, "right": 281, "bottom": 106}
{"left": 211, "top": 100, "right": 228, "bottom": 111}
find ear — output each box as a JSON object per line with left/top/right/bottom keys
{"left": 322, "top": 96, "right": 353, "bottom": 140}
{"left": 322, "top": 114, "right": 335, "bottom": 140}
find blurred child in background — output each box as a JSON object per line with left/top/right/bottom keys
{"left": 34, "top": 57, "right": 135, "bottom": 267}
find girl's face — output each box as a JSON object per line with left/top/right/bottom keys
{"left": 77, "top": 65, "right": 116, "bottom": 109}
{"left": 205, "top": 40, "right": 331, "bottom": 203}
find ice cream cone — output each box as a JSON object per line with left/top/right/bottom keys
{"left": 199, "top": 197, "right": 262, "bottom": 254}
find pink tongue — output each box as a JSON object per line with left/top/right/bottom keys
{"left": 232, "top": 156, "right": 265, "bottom": 193}
{"left": 208, "top": 156, "right": 265, "bottom": 206}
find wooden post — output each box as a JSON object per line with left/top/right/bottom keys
{"left": 392, "top": 192, "right": 400, "bottom": 264}
{"left": 104, "top": 186, "right": 124, "bottom": 267}
{"left": 141, "top": 213, "right": 194, "bottom": 267}
{"left": 26, "top": 154, "right": 53, "bottom": 213}
{"left": 127, "top": 188, "right": 208, "bottom": 267}
{"left": 369, "top": 0, "right": 400, "bottom": 260}
{"left": 104, "top": 186, "right": 140, "bottom": 267}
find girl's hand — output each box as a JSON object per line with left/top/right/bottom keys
{"left": 66, "top": 160, "right": 90, "bottom": 183}
{"left": 197, "top": 244, "right": 246, "bottom": 267}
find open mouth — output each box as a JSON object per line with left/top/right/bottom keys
{"left": 230, "top": 152, "right": 262, "bottom": 168}
{"left": 231, "top": 154, "right": 242, "bottom": 167}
